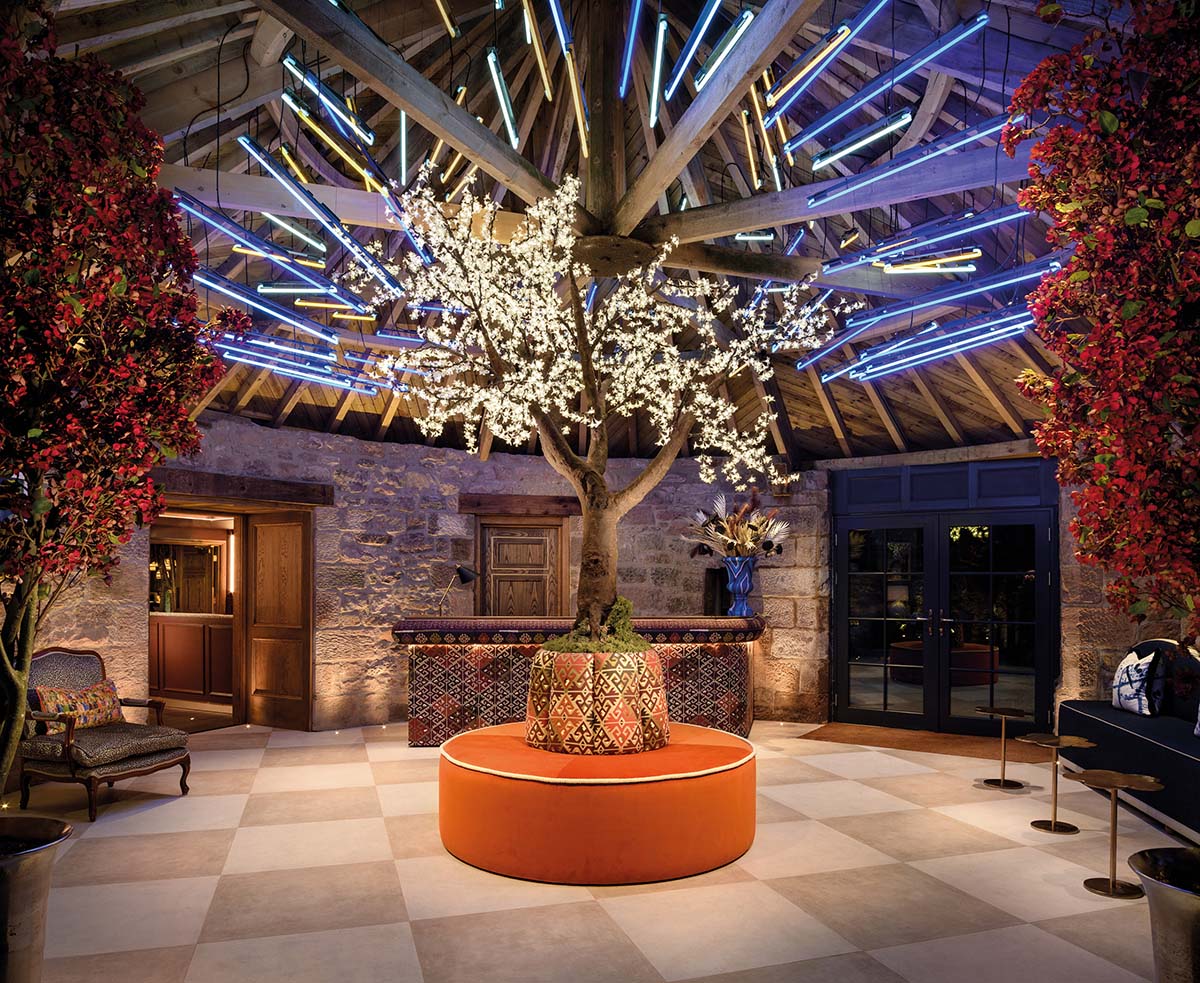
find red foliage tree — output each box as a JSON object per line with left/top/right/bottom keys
{"left": 0, "top": 4, "right": 245, "bottom": 785}
{"left": 1004, "top": 0, "right": 1200, "bottom": 639}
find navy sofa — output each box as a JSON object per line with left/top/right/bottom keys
{"left": 1058, "top": 640, "right": 1200, "bottom": 842}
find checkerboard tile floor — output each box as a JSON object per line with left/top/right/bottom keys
{"left": 11, "top": 721, "right": 1184, "bottom": 983}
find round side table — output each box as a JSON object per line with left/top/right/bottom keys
{"left": 1015, "top": 733, "right": 1095, "bottom": 834}
{"left": 975, "top": 705, "right": 1028, "bottom": 789}
{"left": 1064, "top": 768, "right": 1164, "bottom": 899}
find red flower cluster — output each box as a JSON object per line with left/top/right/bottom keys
{"left": 0, "top": 3, "right": 242, "bottom": 612}
{"left": 1003, "top": 0, "right": 1200, "bottom": 636}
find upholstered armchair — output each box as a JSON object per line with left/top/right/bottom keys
{"left": 20, "top": 648, "right": 191, "bottom": 821}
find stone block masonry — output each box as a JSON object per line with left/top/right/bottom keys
{"left": 39, "top": 413, "right": 832, "bottom": 729}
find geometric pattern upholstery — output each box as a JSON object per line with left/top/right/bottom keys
{"left": 35, "top": 678, "right": 124, "bottom": 732}
{"left": 20, "top": 722, "right": 189, "bottom": 767}
{"left": 525, "top": 649, "right": 670, "bottom": 755}
{"left": 407, "top": 641, "right": 751, "bottom": 746}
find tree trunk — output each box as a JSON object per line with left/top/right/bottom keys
{"left": 577, "top": 501, "right": 619, "bottom": 638}
{"left": 0, "top": 594, "right": 36, "bottom": 794}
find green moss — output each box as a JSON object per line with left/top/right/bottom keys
{"left": 543, "top": 596, "right": 652, "bottom": 653}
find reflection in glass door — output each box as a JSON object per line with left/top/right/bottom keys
{"left": 834, "top": 511, "right": 1055, "bottom": 734}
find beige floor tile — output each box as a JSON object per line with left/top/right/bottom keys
{"left": 361, "top": 724, "right": 408, "bottom": 743}
{"left": 933, "top": 796, "right": 1110, "bottom": 846}
{"left": 249, "top": 761, "right": 375, "bottom": 794}
{"left": 870, "top": 923, "right": 1146, "bottom": 983}
{"left": 749, "top": 722, "right": 823, "bottom": 742}
{"left": 880, "top": 748, "right": 1006, "bottom": 772}
{"left": 366, "top": 742, "right": 443, "bottom": 761}
{"left": 1036, "top": 903, "right": 1156, "bottom": 980}
{"left": 186, "top": 922, "right": 421, "bottom": 983}
{"left": 46, "top": 876, "right": 218, "bottom": 957}
{"left": 53, "top": 829, "right": 234, "bottom": 887}
{"left": 42, "top": 944, "right": 195, "bottom": 983}
{"left": 780, "top": 739, "right": 864, "bottom": 756}
{"left": 755, "top": 757, "right": 846, "bottom": 786}
{"left": 396, "top": 854, "right": 591, "bottom": 919}
{"left": 377, "top": 781, "right": 439, "bottom": 816}
{"left": 385, "top": 813, "right": 447, "bottom": 859}
{"left": 1036, "top": 825, "right": 1183, "bottom": 874}
{"left": 802, "top": 751, "right": 935, "bottom": 780}
{"left": 821, "top": 809, "right": 1016, "bottom": 861}
{"left": 265, "top": 727, "right": 365, "bottom": 747}
{"left": 756, "top": 792, "right": 807, "bottom": 823}
{"left": 411, "top": 901, "right": 660, "bottom": 983}
{"left": 913, "top": 847, "right": 1148, "bottom": 921}
{"left": 371, "top": 758, "right": 441, "bottom": 784}
{"left": 761, "top": 781, "right": 921, "bottom": 820}
{"left": 601, "top": 880, "right": 854, "bottom": 981}
{"left": 947, "top": 760, "right": 1051, "bottom": 790}
{"left": 189, "top": 749, "right": 265, "bottom": 772}
{"left": 862, "top": 771, "right": 1031, "bottom": 808}
{"left": 766, "top": 863, "right": 1019, "bottom": 949}
{"left": 588, "top": 862, "right": 754, "bottom": 899}
{"left": 223, "top": 817, "right": 392, "bottom": 873}
{"left": 124, "top": 769, "right": 256, "bottom": 797}
{"left": 81, "top": 794, "right": 247, "bottom": 838}
{"left": 259, "top": 744, "right": 369, "bottom": 767}
{"left": 1049, "top": 789, "right": 1163, "bottom": 830}
{"left": 187, "top": 729, "right": 270, "bottom": 751}
{"left": 739, "top": 820, "right": 895, "bottom": 879}
{"left": 674, "top": 951, "right": 906, "bottom": 983}
{"left": 201, "top": 860, "right": 407, "bottom": 941}
{"left": 239, "top": 786, "right": 383, "bottom": 826}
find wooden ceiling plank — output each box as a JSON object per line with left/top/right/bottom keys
{"left": 613, "top": 0, "right": 821, "bottom": 235}
{"left": 271, "top": 379, "right": 307, "bottom": 428}
{"left": 954, "top": 351, "right": 1027, "bottom": 436}
{"left": 804, "top": 365, "right": 853, "bottom": 457}
{"left": 910, "top": 368, "right": 965, "bottom": 444}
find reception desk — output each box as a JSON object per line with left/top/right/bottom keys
{"left": 393, "top": 617, "right": 764, "bottom": 745}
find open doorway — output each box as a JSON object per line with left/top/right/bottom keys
{"left": 149, "top": 509, "right": 238, "bottom": 732}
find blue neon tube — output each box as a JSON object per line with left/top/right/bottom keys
{"left": 853, "top": 318, "right": 1032, "bottom": 380}
{"left": 547, "top": 0, "right": 573, "bottom": 49}
{"left": 236, "top": 330, "right": 338, "bottom": 363}
{"left": 195, "top": 268, "right": 340, "bottom": 344}
{"left": 216, "top": 348, "right": 379, "bottom": 395}
{"left": 786, "top": 11, "right": 990, "bottom": 153}
{"left": 281, "top": 53, "right": 376, "bottom": 146}
{"left": 618, "top": 0, "right": 644, "bottom": 99}
{"left": 650, "top": 13, "right": 668, "bottom": 127}
{"left": 664, "top": 0, "right": 723, "bottom": 102}
{"left": 807, "top": 114, "right": 1010, "bottom": 209}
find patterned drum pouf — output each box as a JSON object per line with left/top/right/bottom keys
{"left": 525, "top": 648, "right": 671, "bottom": 754}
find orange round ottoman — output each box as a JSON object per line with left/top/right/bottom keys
{"left": 439, "top": 722, "right": 756, "bottom": 885}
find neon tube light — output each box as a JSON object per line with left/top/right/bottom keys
{"left": 447, "top": 164, "right": 480, "bottom": 201}
{"left": 238, "top": 134, "right": 402, "bottom": 293}
{"left": 215, "top": 338, "right": 329, "bottom": 370}
{"left": 735, "top": 230, "right": 774, "bottom": 242}
{"left": 694, "top": 7, "right": 755, "bottom": 92}
{"left": 619, "top": 0, "right": 644, "bottom": 99}
{"left": 807, "top": 113, "right": 1011, "bottom": 209}
{"left": 216, "top": 348, "right": 379, "bottom": 395}
{"left": 547, "top": 0, "right": 573, "bottom": 49}
{"left": 884, "top": 262, "right": 977, "bottom": 274}
{"left": 747, "top": 85, "right": 779, "bottom": 190}
{"left": 839, "top": 229, "right": 860, "bottom": 250}
{"left": 295, "top": 299, "right": 355, "bottom": 310}
{"left": 751, "top": 228, "right": 807, "bottom": 304}
{"left": 664, "top": 0, "right": 722, "bottom": 102}
{"left": 565, "top": 45, "right": 589, "bottom": 158}
{"left": 851, "top": 309, "right": 1034, "bottom": 381}
{"left": 522, "top": 0, "right": 554, "bottom": 101}
{"left": 740, "top": 110, "right": 761, "bottom": 189}
{"left": 788, "top": 11, "right": 990, "bottom": 153}
{"left": 279, "top": 143, "right": 309, "bottom": 184}
{"left": 487, "top": 46, "right": 520, "bottom": 149}
{"left": 585, "top": 282, "right": 599, "bottom": 311}
{"left": 195, "top": 269, "right": 340, "bottom": 344}
{"left": 440, "top": 149, "right": 467, "bottom": 184}
{"left": 281, "top": 53, "right": 376, "bottom": 146}
{"left": 237, "top": 330, "right": 337, "bottom": 363}
{"left": 433, "top": 0, "right": 461, "bottom": 38}
{"left": 255, "top": 283, "right": 327, "bottom": 295}
{"left": 430, "top": 86, "right": 468, "bottom": 166}
{"left": 649, "top": 13, "right": 668, "bottom": 127}
{"left": 763, "top": 0, "right": 893, "bottom": 128}
{"left": 882, "top": 247, "right": 982, "bottom": 273}
{"left": 812, "top": 108, "right": 912, "bottom": 171}
{"left": 260, "top": 211, "right": 326, "bottom": 253}
{"left": 331, "top": 312, "right": 377, "bottom": 321}
{"left": 409, "top": 303, "right": 468, "bottom": 315}
{"left": 282, "top": 88, "right": 385, "bottom": 193}
{"left": 399, "top": 110, "right": 408, "bottom": 183}
{"left": 844, "top": 255, "right": 1064, "bottom": 331}
{"left": 857, "top": 307, "right": 1031, "bottom": 368}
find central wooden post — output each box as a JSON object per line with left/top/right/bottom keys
{"left": 585, "top": 0, "right": 626, "bottom": 225}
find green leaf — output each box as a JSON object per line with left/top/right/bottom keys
{"left": 1097, "top": 110, "right": 1119, "bottom": 134}
{"left": 65, "top": 294, "right": 84, "bottom": 317}
{"left": 1144, "top": 198, "right": 1166, "bottom": 209}
{"left": 1128, "top": 599, "right": 1150, "bottom": 616}
{"left": 1121, "top": 300, "right": 1144, "bottom": 320}
{"left": 110, "top": 276, "right": 127, "bottom": 297}
{"left": 129, "top": 161, "right": 148, "bottom": 178}
{"left": 1057, "top": 201, "right": 1083, "bottom": 213}
{"left": 1038, "top": 1, "right": 1063, "bottom": 15}
{"left": 1186, "top": 218, "right": 1200, "bottom": 237}
{"left": 25, "top": 428, "right": 42, "bottom": 438}
{"left": 1068, "top": 270, "right": 1090, "bottom": 283}
{"left": 1172, "top": 373, "right": 1194, "bottom": 384}
{"left": 1125, "top": 206, "right": 1148, "bottom": 226}
{"left": 31, "top": 494, "right": 51, "bottom": 516}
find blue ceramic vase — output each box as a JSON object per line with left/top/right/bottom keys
{"left": 723, "top": 556, "right": 757, "bottom": 617}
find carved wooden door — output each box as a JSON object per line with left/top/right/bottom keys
{"left": 479, "top": 521, "right": 566, "bottom": 616}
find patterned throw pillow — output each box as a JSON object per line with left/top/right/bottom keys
{"left": 35, "top": 679, "right": 124, "bottom": 733}
{"left": 1112, "top": 650, "right": 1164, "bottom": 716}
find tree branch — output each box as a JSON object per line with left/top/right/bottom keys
{"left": 613, "top": 410, "right": 695, "bottom": 516}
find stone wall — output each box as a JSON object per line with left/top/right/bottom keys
{"left": 39, "top": 413, "right": 829, "bottom": 729}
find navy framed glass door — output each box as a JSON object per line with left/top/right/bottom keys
{"left": 833, "top": 509, "right": 1056, "bottom": 734}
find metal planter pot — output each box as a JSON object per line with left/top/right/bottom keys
{"left": 0, "top": 817, "right": 72, "bottom": 983}
{"left": 1130, "top": 847, "right": 1200, "bottom": 983}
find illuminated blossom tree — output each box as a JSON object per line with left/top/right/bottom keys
{"left": 357, "top": 175, "right": 829, "bottom": 637}
{"left": 0, "top": 4, "right": 238, "bottom": 785}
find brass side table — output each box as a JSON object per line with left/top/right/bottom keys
{"left": 1015, "top": 733, "right": 1096, "bottom": 834}
{"left": 975, "top": 705, "right": 1028, "bottom": 789}
{"left": 1064, "top": 768, "right": 1164, "bottom": 898}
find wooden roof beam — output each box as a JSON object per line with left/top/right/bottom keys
{"left": 613, "top": 0, "right": 821, "bottom": 235}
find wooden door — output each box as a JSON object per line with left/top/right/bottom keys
{"left": 245, "top": 511, "right": 313, "bottom": 730}
{"left": 479, "top": 520, "right": 568, "bottom": 616}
